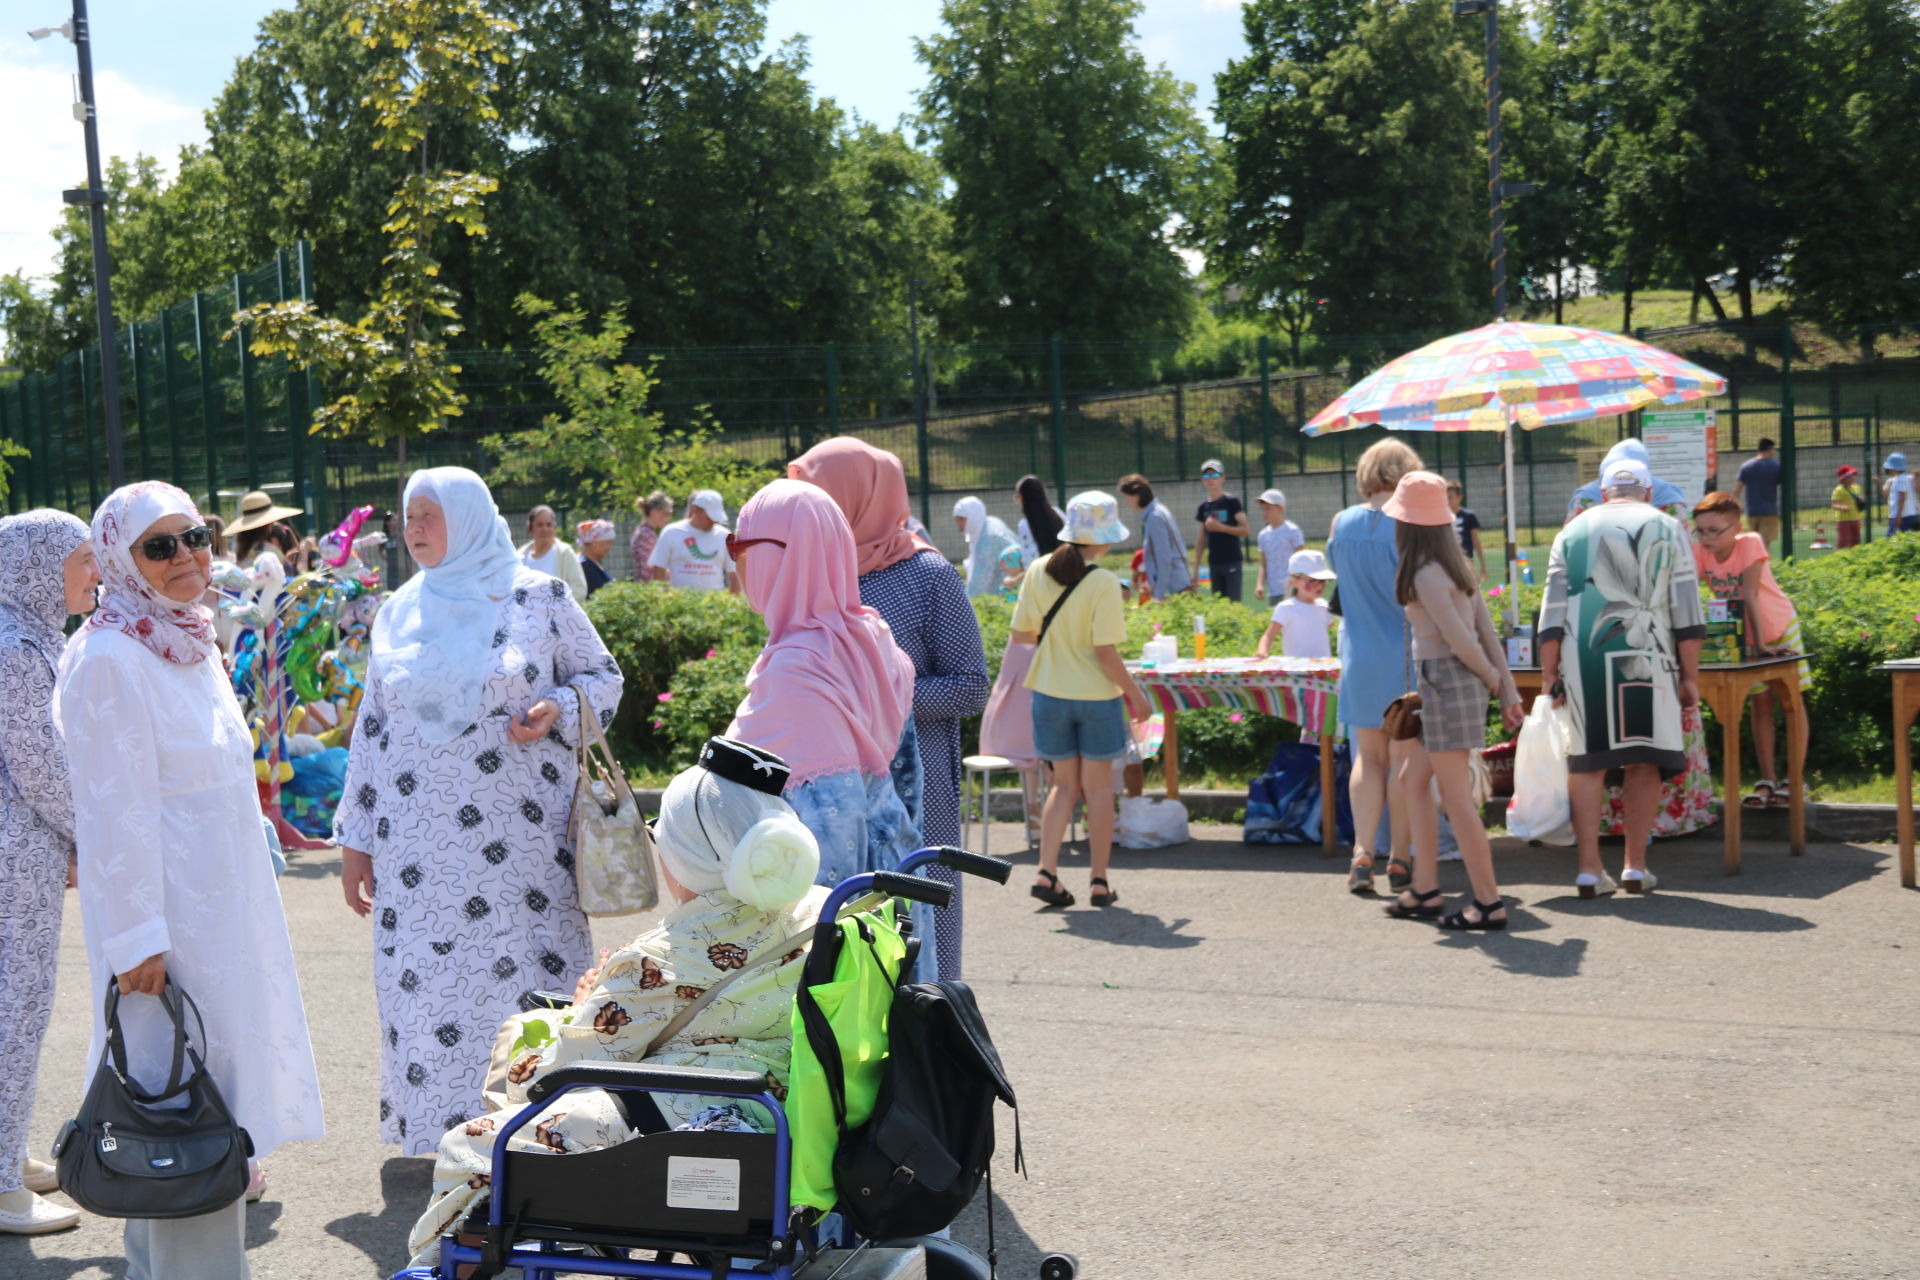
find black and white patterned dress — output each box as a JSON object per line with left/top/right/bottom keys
{"left": 0, "top": 510, "right": 89, "bottom": 1194}
{"left": 334, "top": 570, "right": 623, "bottom": 1154}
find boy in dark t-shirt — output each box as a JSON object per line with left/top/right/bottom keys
{"left": 1191, "top": 458, "right": 1250, "bottom": 601}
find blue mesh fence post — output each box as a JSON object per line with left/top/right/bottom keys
{"left": 1258, "top": 335, "right": 1273, "bottom": 489}
{"left": 196, "top": 291, "right": 218, "bottom": 507}
{"left": 1780, "top": 322, "right": 1796, "bottom": 560}
{"left": 235, "top": 273, "right": 260, "bottom": 490}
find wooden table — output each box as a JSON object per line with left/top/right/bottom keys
{"left": 1510, "top": 656, "right": 1808, "bottom": 874}
{"left": 1128, "top": 658, "right": 1343, "bottom": 851}
{"left": 1875, "top": 663, "right": 1920, "bottom": 888}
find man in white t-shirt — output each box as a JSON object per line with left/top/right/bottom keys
{"left": 648, "top": 489, "right": 737, "bottom": 591}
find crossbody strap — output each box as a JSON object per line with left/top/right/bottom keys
{"left": 1035, "top": 567, "right": 1086, "bottom": 646}
{"left": 640, "top": 926, "right": 815, "bottom": 1059}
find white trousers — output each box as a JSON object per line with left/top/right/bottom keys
{"left": 124, "top": 1199, "right": 250, "bottom": 1280}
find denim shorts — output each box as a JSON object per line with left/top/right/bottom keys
{"left": 1031, "top": 691, "right": 1130, "bottom": 762}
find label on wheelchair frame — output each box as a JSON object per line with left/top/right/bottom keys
{"left": 666, "top": 1156, "right": 742, "bottom": 1211}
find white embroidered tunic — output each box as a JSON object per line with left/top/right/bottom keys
{"left": 56, "top": 627, "right": 325, "bottom": 1159}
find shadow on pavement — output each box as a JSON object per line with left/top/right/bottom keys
{"left": 1533, "top": 892, "right": 1814, "bottom": 933}
{"left": 951, "top": 1175, "right": 1058, "bottom": 1279}
{"left": 325, "top": 1155, "right": 432, "bottom": 1275}
{"left": 0, "top": 1239, "right": 123, "bottom": 1280}
{"left": 1048, "top": 904, "right": 1203, "bottom": 949}
{"left": 244, "top": 1198, "right": 284, "bottom": 1249}
{"left": 1435, "top": 927, "right": 1592, "bottom": 978}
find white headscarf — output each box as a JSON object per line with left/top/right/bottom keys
{"left": 0, "top": 510, "right": 90, "bottom": 668}
{"left": 952, "top": 495, "right": 1016, "bottom": 596}
{"left": 372, "top": 467, "right": 523, "bottom": 741}
{"left": 84, "top": 481, "right": 219, "bottom": 666}
{"left": 655, "top": 752, "right": 820, "bottom": 910}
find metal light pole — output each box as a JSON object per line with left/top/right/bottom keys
{"left": 32, "top": 0, "right": 126, "bottom": 487}
{"left": 908, "top": 277, "right": 931, "bottom": 527}
{"left": 1454, "top": 0, "right": 1536, "bottom": 623}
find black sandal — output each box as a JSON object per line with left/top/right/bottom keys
{"left": 1090, "top": 877, "right": 1118, "bottom": 907}
{"left": 1383, "top": 888, "right": 1444, "bottom": 920}
{"left": 1385, "top": 854, "right": 1414, "bottom": 893}
{"left": 1438, "top": 898, "right": 1508, "bottom": 931}
{"left": 1030, "top": 868, "right": 1075, "bottom": 908}
{"left": 1347, "top": 855, "right": 1376, "bottom": 895}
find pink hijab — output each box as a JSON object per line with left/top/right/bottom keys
{"left": 788, "top": 437, "right": 933, "bottom": 578}
{"left": 85, "top": 481, "right": 219, "bottom": 666}
{"left": 728, "top": 479, "right": 914, "bottom": 787}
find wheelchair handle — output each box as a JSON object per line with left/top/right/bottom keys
{"left": 525, "top": 1060, "right": 771, "bottom": 1106}
{"left": 933, "top": 846, "right": 1013, "bottom": 884}
{"left": 870, "top": 871, "right": 954, "bottom": 909}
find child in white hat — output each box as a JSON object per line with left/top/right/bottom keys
{"left": 1253, "top": 548, "right": 1338, "bottom": 660}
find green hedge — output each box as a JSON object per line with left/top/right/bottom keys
{"left": 1774, "top": 536, "right": 1920, "bottom": 773}
{"left": 588, "top": 544, "right": 1920, "bottom": 788}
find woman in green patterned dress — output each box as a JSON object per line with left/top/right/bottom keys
{"left": 1539, "top": 460, "right": 1707, "bottom": 895}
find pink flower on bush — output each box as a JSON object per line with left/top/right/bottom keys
{"left": 1229, "top": 713, "right": 1244, "bottom": 723}
{"left": 1489, "top": 585, "right": 1504, "bottom": 597}
{"left": 706, "top": 647, "right": 718, "bottom": 659}
{"left": 651, "top": 718, "right": 664, "bottom": 730}
{"left": 657, "top": 691, "right": 673, "bottom": 703}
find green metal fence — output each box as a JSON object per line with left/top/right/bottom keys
{"left": 0, "top": 243, "right": 327, "bottom": 525}
{"left": 7, "top": 277, "right": 1920, "bottom": 559}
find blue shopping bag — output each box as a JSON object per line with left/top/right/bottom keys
{"left": 1244, "top": 740, "right": 1353, "bottom": 846}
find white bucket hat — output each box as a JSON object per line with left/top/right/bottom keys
{"left": 689, "top": 490, "right": 728, "bottom": 524}
{"left": 1062, "top": 490, "right": 1128, "bottom": 546}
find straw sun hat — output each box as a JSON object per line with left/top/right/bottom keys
{"left": 226, "top": 489, "right": 305, "bottom": 534}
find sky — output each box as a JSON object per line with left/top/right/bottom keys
{"left": 0, "top": 0, "right": 1249, "bottom": 286}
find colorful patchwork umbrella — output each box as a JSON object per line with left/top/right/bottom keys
{"left": 1303, "top": 320, "right": 1726, "bottom": 615}
{"left": 1303, "top": 320, "right": 1725, "bottom": 436}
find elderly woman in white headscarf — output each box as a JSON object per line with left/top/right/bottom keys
{"left": 952, "top": 496, "right": 1022, "bottom": 599}
{"left": 334, "top": 467, "right": 623, "bottom": 1155}
{"left": 405, "top": 736, "right": 828, "bottom": 1262}
{"left": 56, "top": 482, "right": 323, "bottom": 1278}
{"left": 0, "top": 511, "right": 95, "bottom": 1237}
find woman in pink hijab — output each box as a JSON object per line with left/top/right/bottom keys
{"left": 789, "top": 438, "right": 988, "bottom": 977}
{"left": 726, "top": 478, "right": 919, "bottom": 883}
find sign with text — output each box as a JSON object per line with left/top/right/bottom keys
{"left": 1641, "top": 409, "right": 1715, "bottom": 502}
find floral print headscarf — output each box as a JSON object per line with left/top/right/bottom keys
{"left": 85, "top": 481, "right": 219, "bottom": 666}
{"left": 0, "top": 509, "right": 90, "bottom": 668}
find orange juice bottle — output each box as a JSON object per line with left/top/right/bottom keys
{"left": 1193, "top": 614, "right": 1207, "bottom": 661}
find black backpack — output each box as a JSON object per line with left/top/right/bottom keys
{"left": 827, "top": 979, "right": 1021, "bottom": 1241}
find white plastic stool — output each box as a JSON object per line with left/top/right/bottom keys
{"left": 961, "top": 754, "right": 1033, "bottom": 855}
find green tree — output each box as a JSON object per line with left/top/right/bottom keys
{"left": 482, "top": 296, "right": 765, "bottom": 514}
{"left": 915, "top": 0, "right": 1212, "bottom": 352}
{"left": 233, "top": 0, "right": 514, "bottom": 448}
{"left": 1502, "top": 0, "right": 1600, "bottom": 324}
{"left": 1584, "top": 0, "right": 1816, "bottom": 324}
{"left": 1212, "top": 0, "right": 1482, "bottom": 352}
{"left": 1789, "top": 0, "right": 1920, "bottom": 353}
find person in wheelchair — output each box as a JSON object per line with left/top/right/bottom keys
{"left": 405, "top": 737, "right": 828, "bottom": 1264}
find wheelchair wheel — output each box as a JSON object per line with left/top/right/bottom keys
{"left": 1038, "top": 1251, "right": 1078, "bottom": 1280}
{"left": 879, "top": 1235, "right": 992, "bottom": 1280}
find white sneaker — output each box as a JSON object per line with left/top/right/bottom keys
{"left": 1576, "top": 871, "right": 1619, "bottom": 899}
{"left": 21, "top": 1157, "right": 57, "bottom": 1193}
{"left": 0, "top": 1190, "right": 80, "bottom": 1234}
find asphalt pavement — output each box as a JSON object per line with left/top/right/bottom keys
{"left": 9, "top": 823, "right": 1920, "bottom": 1279}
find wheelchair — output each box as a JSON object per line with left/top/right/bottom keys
{"left": 396, "top": 845, "right": 1048, "bottom": 1280}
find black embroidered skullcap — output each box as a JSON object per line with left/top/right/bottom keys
{"left": 697, "top": 736, "right": 791, "bottom": 797}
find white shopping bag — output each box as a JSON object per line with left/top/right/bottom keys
{"left": 1115, "top": 796, "right": 1190, "bottom": 849}
{"left": 1505, "top": 695, "right": 1576, "bottom": 845}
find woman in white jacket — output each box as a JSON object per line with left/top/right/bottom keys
{"left": 517, "top": 504, "right": 589, "bottom": 601}
{"left": 56, "top": 481, "right": 323, "bottom": 1278}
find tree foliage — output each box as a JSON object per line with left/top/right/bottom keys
{"left": 915, "top": 0, "right": 1212, "bottom": 352}
{"left": 230, "top": 0, "right": 515, "bottom": 446}
{"left": 482, "top": 295, "right": 766, "bottom": 515}
{"left": 1211, "top": 0, "right": 1482, "bottom": 351}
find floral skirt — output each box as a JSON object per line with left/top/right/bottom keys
{"left": 1597, "top": 708, "right": 1715, "bottom": 838}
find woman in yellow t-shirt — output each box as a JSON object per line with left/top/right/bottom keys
{"left": 1010, "top": 491, "right": 1151, "bottom": 909}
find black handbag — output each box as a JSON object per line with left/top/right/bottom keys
{"left": 52, "top": 979, "right": 254, "bottom": 1220}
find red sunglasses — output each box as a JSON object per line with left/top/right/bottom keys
{"left": 725, "top": 534, "right": 787, "bottom": 561}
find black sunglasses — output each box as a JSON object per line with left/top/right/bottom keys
{"left": 139, "top": 526, "right": 213, "bottom": 562}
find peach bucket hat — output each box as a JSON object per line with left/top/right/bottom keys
{"left": 1380, "top": 470, "right": 1455, "bottom": 527}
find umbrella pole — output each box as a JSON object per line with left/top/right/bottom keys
{"left": 1504, "top": 421, "right": 1520, "bottom": 630}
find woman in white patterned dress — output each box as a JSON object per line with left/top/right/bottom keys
{"left": 334, "top": 467, "right": 623, "bottom": 1155}
{"left": 0, "top": 510, "right": 95, "bottom": 1236}
{"left": 57, "top": 482, "right": 324, "bottom": 1277}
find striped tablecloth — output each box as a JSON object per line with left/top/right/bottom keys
{"left": 1127, "top": 657, "right": 1342, "bottom": 735}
